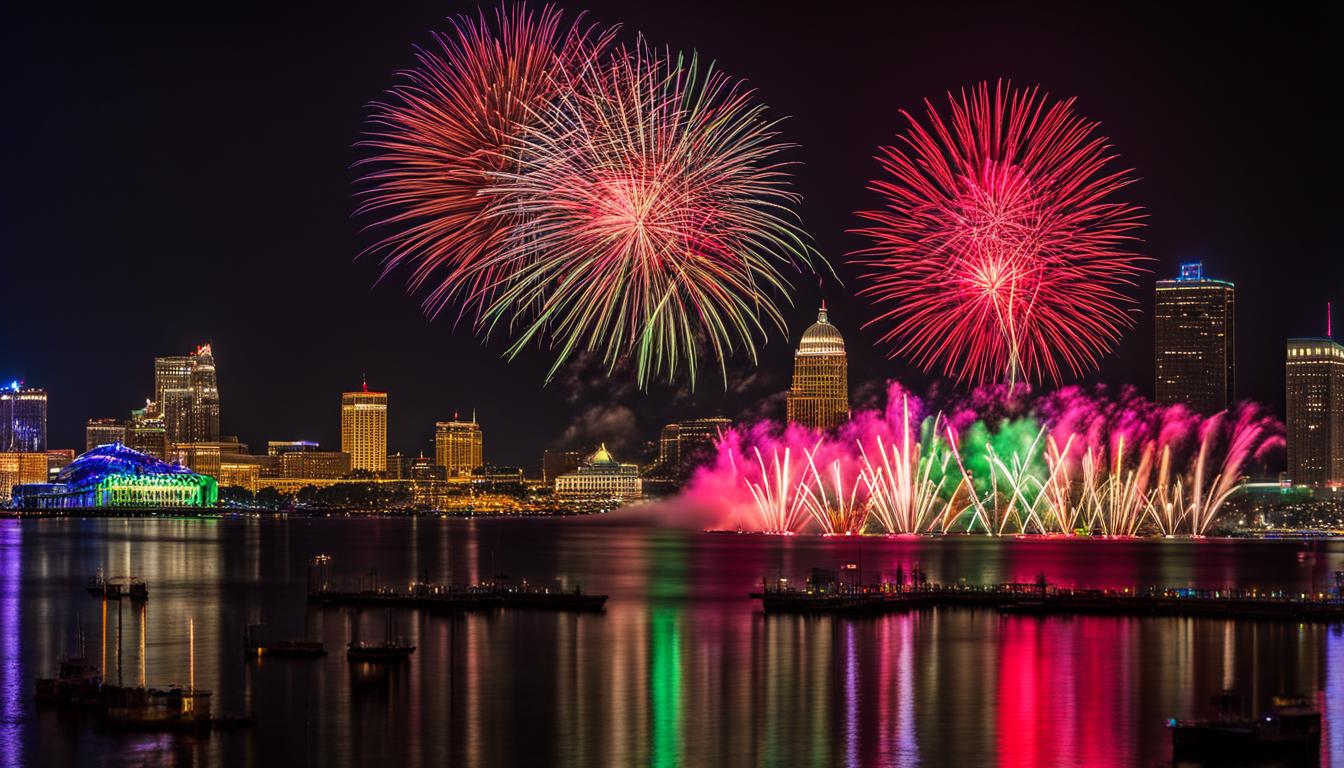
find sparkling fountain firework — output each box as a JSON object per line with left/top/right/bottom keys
{"left": 690, "top": 383, "right": 1283, "bottom": 537}
{"left": 851, "top": 81, "right": 1148, "bottom": 387}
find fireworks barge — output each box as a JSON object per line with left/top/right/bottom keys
{"left": 751, "top": 570, "right": 1344, "bottom": 622}
{"left": 306, "top": 555, "right": 606, "bottom": 612}
{"left": 35, "top": 657, "right": 250, "bottom": 734}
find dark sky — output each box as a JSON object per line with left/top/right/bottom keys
{"left": 1, "top": 2, "right": 1338, "bottom": 470}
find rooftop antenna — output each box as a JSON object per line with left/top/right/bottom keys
{"left": 1329, "top": 302, "right": 1334, "bottom": 339}
{"left": 361, "top": 373, "right": 368, "bottom": 393}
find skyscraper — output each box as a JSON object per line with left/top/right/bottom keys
{"left": 1286, "top": 336, "right": 1344, "bottom": 487}
{"left": 0, "top": 383, "right": 47, "bottom": 453}
{"left": 435, "top": 415, "right": 483, "bottom": 478}
{"left": 786, "top": 304, "right": 849, "bottom": 430}
{"left": 154, "top": 345, "right": 220, "bottom": 443}
{"left": 1155, "top": 262, "right": 1235, "bottom": 413}
{"left": 341, "top": 382, "right": 387, "bottom": 473}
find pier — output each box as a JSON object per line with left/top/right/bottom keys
{"left": 751, "top": 579, "right": 1344, "bottom": 622}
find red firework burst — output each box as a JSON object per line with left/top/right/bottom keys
{"left": 851, "top": 80, "right": 1147, "bottom": 386}
{"left": 355, "top": 4, "right": 615, "bottom": 319}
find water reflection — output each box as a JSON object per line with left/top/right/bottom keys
{"left": 3, "top": 517, "right": 1343, "bottom": 767}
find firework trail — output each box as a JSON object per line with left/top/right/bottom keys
{"left": 357, "top": 5, "right": 615, "bottom": 319}
{"left": 851, "top": 80, "right": 1147, "bottom": 387}
{"left": 686, "top": 382, "right": 1282, "bottom": 536}
{"left": 482, "top": 40, "right": 818, "bottom": 387}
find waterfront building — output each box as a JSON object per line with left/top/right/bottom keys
{"left": 11, "top": 443, "right": 217, "bottom": 509}
{"left": 86, "top": 418, "right": 128, "bottom": 451}
{"left": 341, "top": 383, "right": 387, "bottom": 473}
{"left": 384, "top": 452, "right": 411, "bottom": 479}
{"left": 279, "top": 451, "right": 352, "bottom": 480}
{"left": 554, "top": 445, "right": 641, "bottom": 502}
{"left": 435, "top": 416, "right": 483, "bottom": 478}
{"left": 786, "top": 304, "right": 849, "bottom": 430}
{"left": 1155, "top": 262, "right": 1235, "bottom": 413}
{"left": 411, "top": 454, "right": 447, "bottom": 481}
{"left": 0, "top": 453, "right": 50, "bottom": 502}
{"left": 1286, "top": 336, "right": 1344, "bottom": 487}
{"left": 46, "top": 449, "right": 76, "bottom": 480}
{"left": 543, "top": 449, "right": 584, "bottom": 484}
{"left": 655, "top": 418, "right": 731, "bottom": 478}
{"left": 471, "top": 464, "right": 524, "bottom": 490}
{"left": 217, "top": 461, "right": 261, "bottom": 493}
{"left": 1, "top": 383, "right": 47, "bottom": 452}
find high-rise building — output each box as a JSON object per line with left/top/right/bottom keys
{"left": 435, "top": 415, "right": 483, "bottom": 478}
{"left": 1, "top": 383, "right": 47, "bottom": 452}
{"left": 656, "top": 417, "right": 731, "bottom": 478}
{"left": 267, "top": 440, "right": 320, "bottom": 456}
{"left": 1155, "top": 262, "right": 1235, "bottom": 413}
{"left": 127, "top": 405, "right": 168, "bottom": 459}
{"left": 0, "top": 452, "right": 49, "bottom": 501}
{"left": 279, "top": 451, "right": 352, "bottom": 479}
{"left": 154, "top": 345, "right": 221, "bottom": 443}
{"left": 786, "top": 304, "right": 849, "bottom": 430}
{"left": 341, "top": 383, "right": 387, "bottom": 473}
{"left": 86, "top": 418, "right": 128, "bottom": 451}
{"left": 543, "top": 449, "right": 584, "bottom": 484}
{"left": 1286, "top": 336, "right": 1344, "bottom": 487}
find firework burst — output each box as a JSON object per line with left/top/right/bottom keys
{"left": 356, "top": 5, "right": 615, "bottom": 319}
{"left": 852, "top": 80, "right": 1147, "bottom": 387}
{"left": 478, "top": 40, "right": 818, "bottom": 387}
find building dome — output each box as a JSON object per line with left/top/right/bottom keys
{"left": 587, "top": 444, "right": 618, "bottom": 466}
{"left": 797, "top": 305, "right": 845, "bottom": 356}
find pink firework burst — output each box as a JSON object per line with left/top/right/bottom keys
{"left": 851, "top": 80, "right": 1148, "bottom": 387}
{"left": 355, "top": 4, "right": 615, "bottom": 320}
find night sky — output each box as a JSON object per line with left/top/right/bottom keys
{"left": 1, "top": 2, "right": 1338, "bottom": 471}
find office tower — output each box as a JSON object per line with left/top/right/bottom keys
{"left": 267, "top": 440, "right": 320, "bottom": 456}
{"left": 435, "top": 415, "right": 483, "bottom": 478}
{"left": 154, "top": 345, "right": 221, "bottom": 443}
{"left": 543, "top": 449, "right": 584, "bottom": 484}
{"left": 279, "top": 451, "right": 352, "bottom": 479}
{"left": 657, "top": 418, "right": 731, "bottom": 477}
{"left": 86, "top": 418, "right": 128, "bottom": 451}
{"left": 786, "top": 304, "right": 849, "bottom": 430}
{"left": 0, "top": 383, "right": 48, "bottom": 452}
{"left": 1155, "top": 262, "right": 1235, "bottom": 413}
{"left": 0, "top": 452, "right": 52, "bottom": 501}
{"left": 1286, "top": 336, "right": 1344, "bottom": 487}
{"left": 341, "top": 382, "right": 387, "bottom": 473}
{"left": 127, "top": 405, "right": 168, "bottom": 459}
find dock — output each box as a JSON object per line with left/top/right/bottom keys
{"left": 751, "top": 580, "right": 1344, "bottom": 621}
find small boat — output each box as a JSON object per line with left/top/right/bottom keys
{"left": 347, "top": 609, "right": 414, "bottom": 663}
{"left": 87, "top": 572, "right": 148, "bottom": 602}
{"left": 243, "top": 624, "right": 326, "bottom": 658}
{"left": 1169, "top": 692, "right": 1321, "bottom": 763}
{"left": 35, "top": 655, "right": 102, "bottom": 706}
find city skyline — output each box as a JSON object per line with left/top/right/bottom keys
{"left": 2, "top": 2, "right": 1340, "bottom": 469}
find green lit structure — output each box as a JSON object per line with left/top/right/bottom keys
{"left": 10, "top": 443, "right": 217, "bottom": 510}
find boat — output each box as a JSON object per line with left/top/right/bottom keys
{"left": 243, "top": 624, "right": 326, "bottom": 658}
{"left": 1169, "top": 693, "right": 1321, "bottom": 763}
{"left": 86, "top": 572, "right": 148, "bottom": 602}
{"left": 347, "top": 609, "right": 415, "bottom": 663}
{"left": 34, "top": 655, "right": 102, "bottom": 706}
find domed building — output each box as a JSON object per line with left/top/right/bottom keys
{"left": 10, "top": 443, "right": 217, "bottom": 510}
{"left": 553, "top": 444, "right": 642, "bottom": 503}
{"left": 786, "top": 303, "right": 850, "bottom": 430}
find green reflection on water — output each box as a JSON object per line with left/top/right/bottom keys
{"left": 650, "top": 606, "right": 682, "bottom": 767}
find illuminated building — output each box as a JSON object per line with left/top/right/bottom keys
{"left": 471, "top": 464, "right": 524, "bottom": 490}
{"left": 384, "top": 452, "right": 411, "bottom": 479}
{"left": 341, "top": 382, "right": 387, "bottom": 473}
{"left": 1286, "top": 336, "right": 1344, "bottom": 487}
{"left": 655, "top": 417, "right": 731, "bottom": 478}
{"left": 268, "top": 440, "right": 319, "bottom": 456}
{"left": 0, "top": 453, "right": 49, "bottom": 502}
{"left": 410, "top": 454, "right": 446, "bottom": 481}
{"left": 217, "top": 461, "right": 261, "bottom": 493}
{"left": 554, "top": 444, "right": 641, "bottom": 502}
{"left": 127, "top": 405, "right": 168, "bottom": 459}
{"left": 786, "top": 304, "right": 849, "bottom": 430}
{"left": 10, "top": 443, "right": 217, "bottom": 509}
{"left": 543, "top": 449, "right": 584, "bottom": 483}
{"left": 279, "top": 451, "right": 351, "bottom": 479}
{"left": 435, "top": 415, "right": 483, "bottom": 478}
{"left": 46, "top": 449, "right": 76, "bottom": 480}
{"left": 154, "top": 345, "right": 221, "bottom": 443}
{"left": 1, "top": 383, "right": 47, "bottom": 452}
{"left": 86, "top": 418, "right": 128, "bottom": 451}
{"left": 1155, "top": 262, "right": 1235, "bottom": 413}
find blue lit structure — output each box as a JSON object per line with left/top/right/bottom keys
{"left": 10, "top": 443, "right": 217, "bottom": 510}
